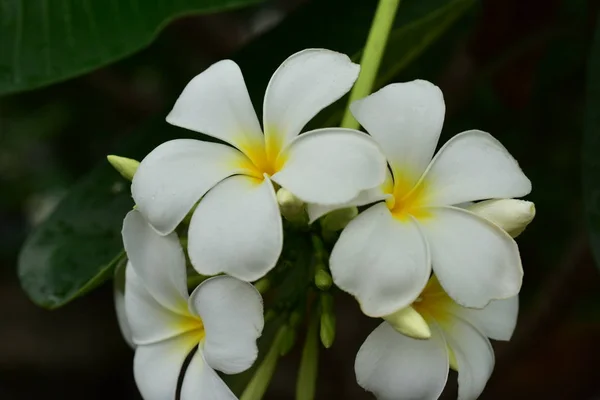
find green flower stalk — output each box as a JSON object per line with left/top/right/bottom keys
{"left": 340, "top": 0, "right": 402, "bottom": 129}
{"left": 296, "top": 313, "right": 320, "bottom": 400}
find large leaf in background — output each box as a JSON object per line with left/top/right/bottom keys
{"left": 0, "top": 0, "right": 261, "bottom": 96}
{"left": 583, "top": 11, "right": 600, "bottom": 270}
{"left": 18, "top": 0, "right": 475, "bottom": 309}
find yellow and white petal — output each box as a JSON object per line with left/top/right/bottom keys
{"left": 122, "top": 211, "right": 189, "bottom": 313}
{"left": 350, "top": 80, "right": 445, "bottom": 187}
{"left": 262, "top": 49, "right": 360, "bottom": 154}
{"left": 133, "top": 331, "right": 200, "bottom": 400}
{"left": 355, "top": 322, "right": 449, "bottom": 400}
{"left": 454, "top": 296, "right": 519, "bottom": 341}
{"left": 180, "top": 350, "right": 237, "bottom": 400}
{"left": 131, "top": 139, "right": 252, "bottom": 235}
{"left": 329, "top": 203, "right": 430, "bottom": 317}
{"left": 306, "top": 168, "right": 393, "bottom": 223}
{"left": 271, "top": 128, "right": 387, "bottom": 205}
{"left": 125, "top": 263, "right": 198, "bottom": 345}
{"left": 166, "top": 60, "right": 264, "bottom": 153}
{"left": 440, "top": 316, "right": 495, "bottom": 400}
{"left": 188, "top": 175, "right": 283, "bottom": 281}
{"left": 418, "top": 206, "right": 523, "bottom": 308}
{"left": 189, "top": 276, "right": 264, "bottom": 374}
{"left": 422, "top": 130, "right": 532, "bottom": 207}
{"left": 113, "top": 261, "right": 135, "bottom": 349}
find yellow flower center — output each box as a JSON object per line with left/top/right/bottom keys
{"left": 177, "top": 314, "right": 206, "bottom": 342}
{"left": 412, "top": 276, "right": 455, "bottom": 325}
{"left": 384, "top": 169, "right": 431, "bottom": 221}
{"left": 235, "top": 132, "right": 287, "bottom": 179}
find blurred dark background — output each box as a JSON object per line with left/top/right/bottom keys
{"left": 1, "top": 0, "right": 600, "bottom": 399}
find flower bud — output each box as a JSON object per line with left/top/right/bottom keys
{"left": 314, "top": 268, "right": 332, "bottom": 290}
{"left": 320, "top": 207, "right": 358, "bottom": 232}
{"left": 467, "top": 199, "right": 535, "bottom": 238}
{"left": 279, "top": 325, "right": 297, "bottom": 356}
{"left": 107, "top": 155, "right": 140, "bottom": 181}
{"left": 253, "top": 277, "right": 270, "bottom": 294}
{"left": 383, "top": 306, "right": 431, "bottom": 339}
{"left": 320, "top": 293, "right": 336, "bottom": 348}
{"left": 276, "top": 188, "right": 307, "bottom": 223}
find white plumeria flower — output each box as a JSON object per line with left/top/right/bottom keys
{"left": 131, "top": 49, "right": 386, "bottom": 282}
{"left": 121, "top": 210, "right": 264, "bottom": 400}
{"left": 328, "top": 80, "right": 531, "bottom": 317}
{"left": 355, "top": 275, "right": 518, "bottom": 400}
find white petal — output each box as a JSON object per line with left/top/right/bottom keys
{"left": 350, "top": 80, "right": 445, "bottom": 187}
{"left": 188, "top": 175, "right": 283, "bottom": 281}
{"left": 422, "top": 130, "right": 532, "bottom": 206}
{"left": 306, "top": 169, "right": 393, "bottom": 223}
{"left": 355, "top": 322, "right": 448, "bottom": 400}
{"left": 440, "top": 316, "right": 495, "bottom": 400}
{"left": 262, "top": 49, "right": 360, "bottom": 154}
{"left": 113, "top": 261, "right": 135, "bottom": 349}
{"left": 166, "top": 60, "right": 264, "bottom": 153}
{"left": 454, "top": 296, "right": 519, "bottom": 341}
{"left": 189, "top": 276, "right": 264, "bottom": 374}
{"left": 122, "top": 211, "right": 189, "bottom": 313}
{"left": 132, "top": 139, "right": 254, "bottom": 234}
{"left": 125, "top": 263, "right": 197, "bottom": 345}
{"left": 133, "top": 331, "right": 201, "bottom": 400}
{"left": 180, "top": 350, "right": 237, "bottom": 400}
{"left": 330, "top": 203, "right": 430, "bottom": 317}
{"left": 418, "top": 206, "right": 523, "bottom": 308}
{"left": 271, "top": 128, "right": 387, "bottom": 205}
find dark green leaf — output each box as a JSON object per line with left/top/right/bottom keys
{"left": 0, "top": 0, "right": 261, "bottom": 96}
{"left": 18, "top": 0, "right": 474, "bottom": 308}
{"left": 582, "top": 11, "right": 600, "bottom": 270}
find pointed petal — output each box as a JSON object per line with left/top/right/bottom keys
{"left": 454, "top": 296, "right": 519, "bottom": 341}
{"left": 422, "top": 130, "right": 532, "bottom": 206}
{"left": 271, "top": 128, "right": 387, "bottom": 205}
{"left": 113, "top": 261, "right": 135, "bottom": 349}
{"left": 188, "top": 176, "right": 283, "bottom": 281}
{"left": 122, "top": 211, "right": 189, "bottom": 313}
{"left": 307, "top": 169, "right": 393, "bottom": 223}
{"left": 131, "top": 139, "right": 252, "bottom": 235}
{"left": 180, "top": 350, "right": 237, "bottom": 400}
{"left": 189, "top": 276, "right": 264, "bottom": 374}
{"left": 263, "top": 49, "right": 360, "bottom": 153}
{"left": 166, "top": 60, "right": 264, "bottom": 153}
{"left": 440, "top": 316, "right": 495, "bottom": 400}
{"left": 133, "top": 331, "right": 200, "bottom": 400}
{"left": 330, "top": 203, "right": 430, "bottom": 317}
{"left": 355, "top": 322, "right": 449, "bottom": 400}
{"left": 125, "top": 263, "right": 198, "bottom": 345}
{"left": 418, "top": 206, "right": 523, "bottom": 308}
{"left": 350, "top": 80, "right": 445, "bottom": 187}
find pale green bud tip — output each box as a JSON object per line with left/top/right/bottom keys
{"left": 315, "top": 268, "right": 332, "bottom": 290}
{"left": 253, "top": 278, "right": 270, "bottom": 294}
{"left": 383, "top": 306, "right": 431, "bottom": 340}
{"left": 320, "top": 312, "right": 336, "bottom": 348}
{"left": 276, "top": 188, "right": 306, "bottom": 222}
{"left": 107, "top": 155, "right": 140, "bottom": 181}
{"left": 468, "top": 199, "right": 535, "bottom": 238}
{"left": 320, "top": 207, "right": 358, "bottom": 232}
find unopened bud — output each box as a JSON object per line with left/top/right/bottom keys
{"left": 383, "top": 306, "right": 431, "bottom": 339}
{"left": 276, "top": 188, "right": 307, "bottom": 223}
{"left": 315, "top": 268, "right": 332, "bottom": 290}
{"left": 279, "top": 325, "right": 297, "bottom": 356}
{"left": 320, "top": 207, "right": 358, "bottom": 232}
{"left": 253, "top": 277, "right": 270, "bottom": 294}
{"left": 107, "top": 155, "right": 140, "bottom": 181}
{"left": 468, "top": 199, "right": 535, "bottom": 238}
{"left": 320, "top": 293, "right": 336, "bottom": 348}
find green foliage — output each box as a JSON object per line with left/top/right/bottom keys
{"left": 582, "top": 11, "right": 600, "bottom": 270}
{"left": 17, "top": 0, "right": 476, "bottom": 309}
{"left": 0, "top": 0, "right": 262, "bottom": 95}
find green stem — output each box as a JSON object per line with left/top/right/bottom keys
{"left": 295, "top": 312, "right": 320, "bottom": 400}
{"left": 240, "top": 326, "right": 287, "bottom": 400}
{"left": 340, "top": 0, "right": 402, "bottom": 130}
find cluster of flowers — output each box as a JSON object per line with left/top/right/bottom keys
{"left": 113, "top": 49, "right": 534, "bottom": 400}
